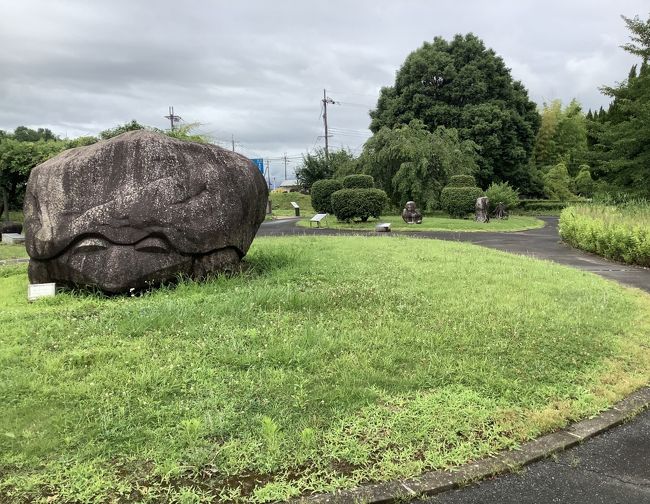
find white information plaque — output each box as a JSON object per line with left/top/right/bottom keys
{"left": 28, "top": 283, "right": 56, "bottom": 302}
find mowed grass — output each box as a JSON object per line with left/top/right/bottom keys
{"left": 296, "top": 214, "right": 544, "bottom": 232}
{"left": 1, "top": 236, "right": 649, "bottom": 503}
{"left": 0, "top": 244, "right": 28, "bottom": 261}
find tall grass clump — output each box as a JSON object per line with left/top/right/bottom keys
{"left": 559, "top": 201, "right": 650, "bottom": 266}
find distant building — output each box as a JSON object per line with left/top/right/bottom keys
{"left": 277, "top": 179, "right": 301, "bottom": 192}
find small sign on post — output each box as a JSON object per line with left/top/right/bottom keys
{"left": 290, "top": 201, "right": 300, "bottom": 217}
{"left": 28, "top": 283, "right": 56, "bottom": 302}
{"left": 309, "top": 213, "right": 328, "bottom": 228}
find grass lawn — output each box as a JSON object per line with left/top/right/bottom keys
{"left": 297, "top": 214, "right": 544, "bottom": 232}
{"left": 0, "top": 244, "right": 28, "bottom": 261}
{"left": 1, "top": 236, "right": 649, "bottom": 503}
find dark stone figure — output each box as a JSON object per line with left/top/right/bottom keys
{"left": 493, "top": 202, "right": 509, "bottom": 219}
{"left": 23, "top": 131, "right": 268, "bottom": 293}
{"left": 475, "top": 196, "right": 489, "bottom": 223}
{"left": 401, "top": 201, "right": 423, "bottom": 224}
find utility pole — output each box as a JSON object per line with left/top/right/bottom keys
{"left": 283, "top": 153, "right": 288, "bottom": 181}
{"left": 164, "top": 106, "right": 181, "bottom": 131}
{"left": 265, "top": 159, "right": 271, "bottom": 188}
{"left": 231, "top": 134, "right": 235, "bottom": 152}
{"left": 322, "top": 89, "right": 335, "bottom": 160}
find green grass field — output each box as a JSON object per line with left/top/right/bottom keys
{"left": 297, "top": 214, "right": 544, "bottom": 232}
{"left": 0, "top": 244, "right": 28, "bottom": 261}
{"left": 1, "top": 236, "right": 648, "bottom": 503}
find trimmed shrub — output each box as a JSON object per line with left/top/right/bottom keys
{"left": 440, "top": 187, "right": 484, "bottom": 217}
{"left": 519, "top": 199, "right": 584, "bottom": 212}
{"left": 446, "top": 175, "right": 477, "bottom": 187}
{"left": 485, "top": 182, "right": 519, "bottom": 212}
{"left": 342, "top": 174, "right": 374, "bottom": 189}
{"left": 543, "top": 162, "right": 575, "bottom": 200}
{"left": 560, "top": 204, "right": 650, "bottom": 267}
{"left": 331, "top": 188, "right": 389, "bottom": 222}
{"left": 311, "top": 179, "right": 342, "bottom": 213}
{"left": 574, "top": 166, "right": 595, "bottom": 197}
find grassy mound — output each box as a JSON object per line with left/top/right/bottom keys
{"left": 297, "top": 214, "right": 544, "bottom": 232}
{"left": 269, "top": 192, "right": 313, "bottom": 217}
{"left": 560, "top": 204, "right": 650, "bottom": 267}
{"left": 1, "top": 236, "right": 649, "bottom": 503}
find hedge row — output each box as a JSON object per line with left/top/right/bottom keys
{"left": 519, "top": 199, "right": 583, "bottom": 212}
{"left": 331, "top": 188, "right": 388, "bottom": 222}
{"left": 559, "top": 205, "right": 650, "bottom": 267}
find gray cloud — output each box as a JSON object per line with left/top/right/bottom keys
{"left": 1, "top": 0, "right": 647, "bottom": 182}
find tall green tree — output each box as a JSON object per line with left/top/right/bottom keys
{"left": 588, "top": 14, "right": 650, "bottom": 196}
{"left": 532, "top": 99, "right": 588, "bottom": 176}
{"left": 295, "top": 148, "right": 356, "bottom": 191}
{"left": 360, "top": 120, "right": 478, "bottom": 210}
{"left": 0, "top": 137, "right": 66, "bottom": 219}
{"left": 369, "top": 33, "right": 539, "bottom": 191}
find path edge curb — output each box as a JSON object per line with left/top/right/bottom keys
{"left": 297, "top": 386, "right": 650, "bottom": 504}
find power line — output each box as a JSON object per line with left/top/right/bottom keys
{"left": 164, "top": 106, "right": 182, "bottom": 131}
{"left": 322, "top": 89, "right": 336, "bottom": 160}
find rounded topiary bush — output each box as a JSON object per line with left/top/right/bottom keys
{"left": 446, "top": 175, "right": 477, "bottom": 187}
{"left": 331, "top": 188, "right": 389, "bottom": 222}
{"left": 311, "top": 179, "right": 343, "bottom": 213}
{"left": 440, "top": 175, "right": 483, "bottom": 218}
{"left": 440, "top": 186, "right": 484, "bottom": 218}
{"left": 485, "top": 182, "right": 519, "bottom": 212}
{"left": 342, "top": 174, "right": 374, "bottom": 189}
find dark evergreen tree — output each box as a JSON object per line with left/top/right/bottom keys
{"left": 588, "top": 14, "right": 650, "bottom": 196}
{"left": 368, "top": 33, "right": 540, "bottom": 191}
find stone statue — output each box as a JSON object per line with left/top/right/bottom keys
{"left": 401, "top": 201, "right": 423, "bottom": 224}
{"left": 23, "top": 130, "right": 268, "bottom": 293}
{"left": 475, "top": 196, "right": 489, "bottom": 223}
{"left": 493, "top": 202, "right": 508, "bottom": 219}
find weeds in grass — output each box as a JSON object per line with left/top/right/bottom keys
{"left": 0, "top": 236, "right": 649, "bottom": 502}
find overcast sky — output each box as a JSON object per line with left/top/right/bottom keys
{"left": 1, "top": 1, "right": 648, "bottom": 182}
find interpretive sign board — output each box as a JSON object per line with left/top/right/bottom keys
{"left": 28, "top": 283, "right": 56, "bottom": 302}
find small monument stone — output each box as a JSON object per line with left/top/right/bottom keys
{"left": 493, "top": 202, "right": 508, "bottom": 219}
{"left": 475, "top": 196, "right": 490, "bottom": 223}
{"left": 401, "top": 201, "right": 423, "bottom": 224}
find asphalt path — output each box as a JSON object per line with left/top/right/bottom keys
{"left": 260, "top": 216, "right": 650, "bottom": 504}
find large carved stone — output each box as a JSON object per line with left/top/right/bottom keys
{"left": 401, "top": 201, "right": 423, "bottom": 224}
{"left": 475, "top": 196, "right": 489, "bottom": 223}
{"left": 24, "top": 130, "right": 268, "bottom": 293}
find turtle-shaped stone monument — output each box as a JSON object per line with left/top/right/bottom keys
{"left": 23, "top": 130, "right": 268, "bottom": 293}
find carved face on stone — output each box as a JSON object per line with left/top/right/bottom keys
{"left": 24, "top": 131, "right": 268, "bottom": 293}
{"left": 405, "top": 201, "right": 416, "bottom": 213}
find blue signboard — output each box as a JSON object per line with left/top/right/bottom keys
{"left": 251, "top": 158, "right": 264, "bottom": 173}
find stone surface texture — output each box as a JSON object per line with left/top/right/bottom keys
{"left": 24, "top": 130, "right": 268, "bottom": 292}
{"left": 475, "top": 196, "right": 489, "bottom": 223}
{"left": 401, "top": 201, "right": 423, "bottom": 224}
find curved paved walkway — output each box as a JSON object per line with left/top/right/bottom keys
{"left": 260, "top": 216, "right": 650, "bottom": 292}
{"left": 261, "top": 216, "right": 650, "bottom": 503}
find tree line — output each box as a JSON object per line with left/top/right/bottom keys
{"left": 2, "top": 13, "right": 648, "bottom": 220}
{"left": 0, "top": 121, "right": 206, "bottom": 220}
{"left": 297, "top": 13, "right": 650, "bottom": 208}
